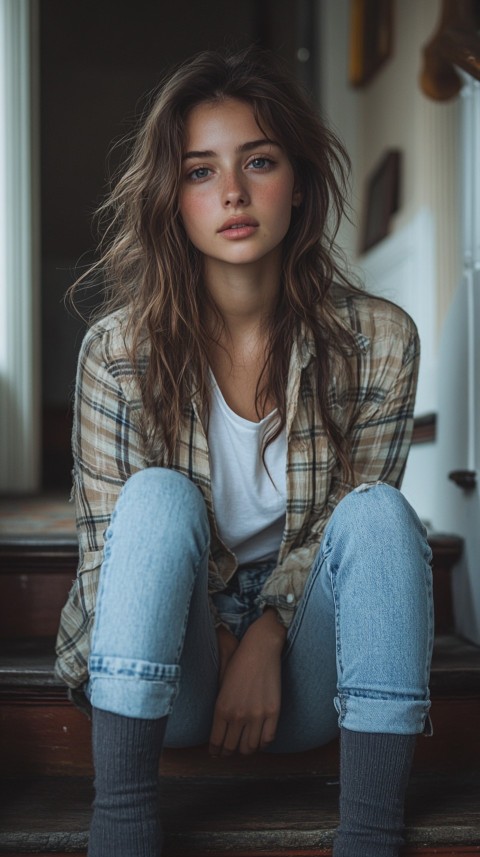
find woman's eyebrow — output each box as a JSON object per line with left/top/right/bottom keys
{"left": 182, "top": 139, "right": 280, "bottom": 161}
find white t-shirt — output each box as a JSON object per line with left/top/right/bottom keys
{"left": 207, "top": 377, "right": 287, "bottom": 566}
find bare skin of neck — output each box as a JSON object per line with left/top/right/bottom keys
{"left": 204, "top": 251, "right": 281, "bottom": 422}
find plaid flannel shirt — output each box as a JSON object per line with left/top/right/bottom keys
{"left": 54, "top": 285, "right": 419, "bottom": 689}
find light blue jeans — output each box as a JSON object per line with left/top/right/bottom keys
{"left": 85, "top": 468, "right": 433, "bottom": 751}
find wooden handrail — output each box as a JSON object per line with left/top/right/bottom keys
{"left": 420, "top": 0, "right": 480, "bottom": 100}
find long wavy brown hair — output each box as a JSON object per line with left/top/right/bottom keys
{"left": 73, "top": 46, "right": 363, "bottom": 480}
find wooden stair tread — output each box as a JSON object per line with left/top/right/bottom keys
{"left": 0, "top": 533, "right": 77, "bottom": 548}
{"left": 0, "top": 536, "right": 78, "bottom": 569}
{"left": 0, "top": 772, "right": 479, "bottom": 853}
{"left": 0, "top": 639, "right": 63, "bottom": 687}
{"left": 431, "top": 634, "right": 480, "bottom": 692}
{"left": 1, "top": 634, "right": 479, "bottom": 695}
{"left": 0, "top": 530, "right": 462, "bottom": 563}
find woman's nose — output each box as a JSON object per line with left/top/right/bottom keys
{"left": 223, "top": 171, "right": 250, "bottom": 207}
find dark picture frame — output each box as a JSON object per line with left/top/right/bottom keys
{"left": 360, "top": 149, "right": 401, "bottom": 254}
{"left": 349, "top": 0, "right": 394, "bottom": 87}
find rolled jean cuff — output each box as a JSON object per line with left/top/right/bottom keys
{"left": 87, "top": 654, "right": 181, "bottom": 719}
{"left": 334, "top": 693, "right": 432, "bottom": 736}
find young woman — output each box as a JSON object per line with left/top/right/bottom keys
{"left": 55, "top": 47, "right": 433, "bottom": 857}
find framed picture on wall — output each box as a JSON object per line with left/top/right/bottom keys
{"left": 360, "top": 149, "right": 401, "bottom": 253}
{"left": 349, "top": 0, "right": 394, "bottom": 87}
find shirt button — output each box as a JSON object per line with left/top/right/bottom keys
{"left": 286, "top": 593, "right": 294, "bottom": 604}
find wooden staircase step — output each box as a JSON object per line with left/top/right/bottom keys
{"left": 0, "top": 503, "right": 475, "bottom": 854}
{"left": 1, "top": 635, "right": 479, "bottom": 777}
{"left": 0, "top": 529, "right": 464, "bottom": 637}
{"left": 0, "top": 638, "right": 62, "bottom": 687}
{"left": 0, "top": 773, "right": 479, "bottom": 855}
{"left": 1, "top": 634, "right": 479, "bottom": 695}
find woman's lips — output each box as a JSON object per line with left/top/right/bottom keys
{"left": 218, "top": 217, "right": 259, "bottom": 240}
{"left": 219, "top": 224, "right": 258, "bottom": 239}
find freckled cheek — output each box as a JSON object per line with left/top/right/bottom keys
{"left": 257, "top": 182, "right": 295, "bottom": 232}
{"left": 179, "top": 193, "right": 217, "bottom": 241}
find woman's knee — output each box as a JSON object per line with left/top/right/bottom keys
{"left": 323, "top": 482, "right": 432, "bottom": 584}
{"left": 104, "top": 468, "right": 210, "bottom": 573}
{"left": 330, "top": 482, "right": 424, "bottom": 539}
{"left": 118, "top": 467, "right": 208, "bottom": 529}
{"left": 123, "top": 466, "right": 204, "bottom": 506}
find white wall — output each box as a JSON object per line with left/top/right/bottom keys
{"left": 318, "top": 2, "right": 480, "bottom": 644}
{"left": 319, "top": 0, "right": 460, "bottom": 331}
{"left": 318, "top": 0, "right": 462, "bottom": 524}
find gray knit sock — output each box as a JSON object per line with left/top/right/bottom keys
{"left": 88, "top": 707, "right": 167, "bottom": 857}
{"left": 333, "top": 728, "right": 416, "bottom": 857}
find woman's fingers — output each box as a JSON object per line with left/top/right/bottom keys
{"left": 221, "top": 722, "right": 246, "bottom": 756}
{"left": 211, "top": 712, "right": 278, "bottom": 757}
{"left": 209, "top": 713, "right": 228, "bottom": 757}
{"left": 239, "top": 719, "right": 264, "bottom": 756}
{"left": 210, "top": 715, "right": 245, "bottom": 757}
{"left": 260, "top": 713, "right": 279, "bottom": 749}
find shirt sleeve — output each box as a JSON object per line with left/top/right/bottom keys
{"left": 54, "top": 323, "right": 148, "bottom": 684}
{"left": 70, "top": 325, "right": 148, "bottom": 614}
{"left": 258, "top": 318, "right": 420, "bottom": 628}
{"left": 72, "top": 324, "right": 147, "bottom": 562}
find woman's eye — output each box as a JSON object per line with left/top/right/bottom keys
{"left": 248, "top": 157, "right": 273, "bottom": 170}
{"left": 187, "top": 167, "right": 211, "bottom": 181}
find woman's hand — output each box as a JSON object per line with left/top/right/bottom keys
{"left": 209, "top": 609, "right": 286, "bottom": 757}
{"left": 216, "top": 624, "right": 240, "bottom": 684}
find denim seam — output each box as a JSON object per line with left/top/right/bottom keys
{"left": 172, "top": 541, "right": 211, "bottom": 665}
{"left": 282, "top": 548, "right": 327, "bottom": 661}
{"left": 321, "top": 531, "right": 344, "bottom": 682}
{"left": 89, "top": 669, "right": 180, "bottom": 683}
{"left": 338, "top": 687, "right": 432, "bottom": 702}
{"left": 422, "top": 549, "right": 435, "bottom": 691}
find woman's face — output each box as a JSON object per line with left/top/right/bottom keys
{"left": 179, "top": 98, "right": 301, "bottom": 272}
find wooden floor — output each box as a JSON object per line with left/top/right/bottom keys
{"left": 1, "top": 772, "right": 480, "bottom": 855}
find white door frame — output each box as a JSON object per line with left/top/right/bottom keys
{"left": 432, "top": 73, "right": 480, "bottom": 645}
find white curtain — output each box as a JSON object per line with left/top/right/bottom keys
{"left": 0, "top": 0, "right": 40, "bottom": 493}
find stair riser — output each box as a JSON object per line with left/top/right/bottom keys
{"left": 0, "top": 535, "right": 461, "bottom": 639}
{"left": 0, "top": 572, "right": 73, "bottom": 638}
{"left": 0, "top": 696, "right": 92, "bottom": 776}
{"left": 1, "top": 696, "right": 479, "bottom": 777}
